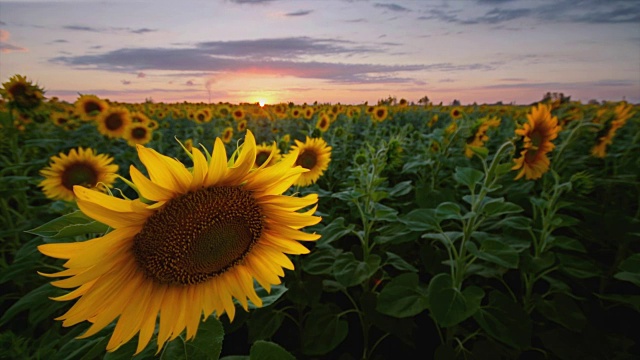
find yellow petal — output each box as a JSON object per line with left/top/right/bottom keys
{"left": 130, "top": 165, "right": 176, "bottom": 202}
{"left": 75, "top": 186, "right": 151, "bottom": 229}
{"left": 136, "top": 145, "right": 191, "bottom": 193}
{"left": 204, "top": 138, "right": 228, "bottom": 187}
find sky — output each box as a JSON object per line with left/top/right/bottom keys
{"left": 0, "top": 0, "right": 639, "bottom": 105}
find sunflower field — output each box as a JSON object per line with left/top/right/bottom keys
{"left": 1, "top": 75, "right": 639, "bottom": 360}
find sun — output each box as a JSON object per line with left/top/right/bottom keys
{"left": 257, "top": 99, "right": 267, "bottom": 107}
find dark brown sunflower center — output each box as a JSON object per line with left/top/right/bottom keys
{"left": 530, "top": 131, "right": 543, "bottom": 149}
{"left": 9, "top": 83, "right": 27, "bottom": 98}
{"left": 255, "top": 151, "right": 270, "bottom": 167}
{"left": 131, "top": 127, "right": 148, "bottom": 139}
{"left": 296, "top": 151, "right": 317, "bottom": 170}
{"left": 105, "top": 113, "right": 123, "bottom": 130}
{"left": 84, "top": 101, "right": 101, "bottom": 114}
{"left": 61, "top": 162, "right": 98, "bottom": 190}
{"left": 132, "top": 186, "right": 264, "bottom": 286}
{"left": 376, "top": 109, "right": 385, "bottom": 118}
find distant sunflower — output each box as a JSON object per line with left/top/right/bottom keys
{"left": 450, "top": 107, "right": 463, "bottom": 120}
{"left": 316, "top": 113, "right": 331, "bottom": 132}
{"left": 464, "top": 117, "right": 501, "bottom": 158}
{"left": 38, "top": 131, "right": 320, "bottom": 354}
{"left": 289, "top": 137, "right": 332, "bottom": 187}
{"left": 512, "top": 103, "right": 559, "bottom": 180}
{"left": 124, "top": 123, "right": 153, "bottom": 146}
{"left": 222, "top": 126, "right": 234, "bottom": 143}
{"left": 303, "top": 107, "right": 315, "bottom": 120}
{"left": 194, "top": 108, "right": 212, "bottom": 124}
{"left": 75, "top": 95, "right": 109, "bottom": 121}
{"left": 237, "top": 119, "right": 248, "bottom": 133}
{"left": 371, "top": 105, "right": 389, "bottom": 122}
{"left": 39, "top": 148, "right": 118, "bottom": 202}
{"left": 131, "top": 111, "right": 152, "bottom": 125}
{"left": 591, "top": 102, "right": 634, "bottom": 158}
{"left": 97, "top": 107, "right": 132, "bottom": 138}
{"left": 1, "top": 74, "right": 45, "bottom": 111}
{"left": 255, "top": 142, "right": 281, "bottom": 168}
{"left": 51, "top": 111, "right": 73, "bottom": 128}
{"left": 232, "top": 107, "right": 245, "bottom": 122}
{"left": 147, "top": 120, "right": 159, "bottom": 130}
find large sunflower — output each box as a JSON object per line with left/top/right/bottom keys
{"left": 123, "top": 123, "right": 153, "bottom": 146}
{"left": 512, "top": 103, "right": 559, "bottom": 180}
{"left": 96, "top": 106, "right": 132, "bottom": 138}
{"left": 39, "top": 148, "right": 119, "bottom": 202}
{"left": 288, "top": 136, "right": 332, "bottom": 187}
{"left": 38, "top": 130, "right": 320, "bottom": 354}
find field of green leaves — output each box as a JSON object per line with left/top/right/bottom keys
{"left": 1, "top": 75, "right": 639, "bottom": 359}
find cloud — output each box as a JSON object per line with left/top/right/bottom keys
{"left": 423, "top": 0, "right": 640, "bottom": 25}
{"left": 228, "top": 0, "right": 275, "bottom": 4}
{"left": 50, "top": 36, "right": 496, "bottom": 84}
{"left": 52, "top": 39, "right": 69, "bottom": 43}
{"left": 374, "top": 3, "right": 411, "bottom": 12}
{"left": 0, "top": 29, "right": 27, "bottom": 53}
{"left": 186, "top": 80, "right": 195, "bottom": 86}
{"left": 121, "top": 80, "right": 132, "bottom": 85}
{"left": 137, "top": 72, "right": 146, "bottom": 78}
{"left": 63, "top": 25, "right": 158, "bottom": 34}
{"left": 285, "top": 10, "right": 313, "bottom": 17}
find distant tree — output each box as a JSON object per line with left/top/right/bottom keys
{"left": 418, "top": 95, "right": 430, "bottom": 105}
{"left": 451, "top": 99, "right": 461, "bottom": 106}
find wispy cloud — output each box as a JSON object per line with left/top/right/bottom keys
{"left": 228, "top": 0, "right": 275, "bottom": 4}
{"left": 374, "top": 3, "right": 411, "bottom": 12}
{"left": 0, "top": 29, "right": 27, "bottom": 53}
{"left": 121, "top": 80, "right": 131, "bottom": 85}
{"left": 50, "top": 36, "right": 439, "bottom": 84}
{"left": 285, "top": 10, "right": 313, "bottom": 17}
{"left": 63, "top": 25, "right": 158, "bottom": 34}
{"left": 422, "top": 0, "right": 640, "bottom": 25}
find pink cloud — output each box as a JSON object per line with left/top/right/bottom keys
{"left": 0, "top": 29, "right": 28, "bottom": 53}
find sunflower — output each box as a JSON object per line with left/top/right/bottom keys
{"left": 464, "top": 117, "right": 501, "bottom": 158}
{"left": 38, "top": 131, "right": 320, "bottom": 354}
{"left": 316, "top": 113, "right": 331, "bottom": 132}
{"left": 303, "top": 107, "right": 315, "bottom": 120}
{"left": 255, "top": 142, "right": 281, "bottom": 168}
{"left": 131, "top": 111, "right": 151, "bottom": 125}
{"left": 222, "top": 126, "right": 234, "bottom": 143}
{"left": 1, "top": 74, "right": 45, "bottom": 111}
{"left": 51, "top": 111, "right": 74, "bottom": 128}
{"left": 450, "top": 107, "right": 464, "bottom": 120}
{"left": 232, "top": 107, "right": 245, "bottom": 122}
{"left": 591, "top": 102, "right": 634, "bottom": 158}
{"left": 512, "top": 103, "right": 560, "bottom": 180}
{"left": 288, "top": 137, "right": 332, "bottom": 187}
{"left": 96, "top": 107, "right": 132, "bottom": 138}
{"left": 237, "top": 119, "right": 248, "bottom": 133}
{"left": 75, "top": 95, "right": 109, "bottom": 121}
{"left": 39, "top": 148, "right": 119, "bottom": 202}
{"left": 194, "top": 108, "right": 212, "bottom": 124}
{"left": 371, "top": 105, "right": 389, "bottom": 122}
{"left": 124, "top": 123, "right": 153, "bottom": 146}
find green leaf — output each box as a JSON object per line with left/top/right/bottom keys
{"left": 161, "top": 316, "right": 224, "bottom": 360}
{"left": 332, "top": 253, "right": 381, "bottom": 287}
{"left": 427, "top": 273, "right": 484, "bottom": 327}
{"left": 376, "top": 273, "right": 429, "bottom": 318}
{"left": 286, "top": 275, "right": 323, "bottom": 307}
{"left": 453, "top": 167, "right": 484, "bottom": 190}
{"left": 487, "top": 216, "right": 532, "bottom": 231}
{"left": 473, "top": 291, "right": 532, "bottom": 350}
{"left": 422, "top": 231, "right": 463, "bottom": 248}
{"left": 27, "top": 210, "right": 109, "bottom": 239}
{"left": 557, "top": 253, "right": 601, "bottom": 279}
{"left": 596, "top": 294, "right": 640, "bottom": 312}
{"left": 371, "top": 202, "right": 398, "bottom": 222}
{"left": 481, "top": 200, "right": 523, "bottom": 218}
{"left": 374, "top": 222, "right": 418, "bottom": 245}
{"left": 536, "top": 293, "right": 587, "bottom": 331}
{"left": 301, "top": 246, "right": 342, "bottom": 275}
{"left": 468, "top": 145, "right": 489, "bottom": 159}
{"left": 435, "top": 202, "right": 462, "bottom": 222}
{"left": 250, "top": 284, "right": 287, "bottom": 310}
{"left": 398, "top": 208, "right": 439, "bottom": 232}
{"left": 548, "top": 236, "right": 587, "bottom": 253}
{"left": 249, "top": 341, "right": 295, "bottom": 360}
{"left": 248, "top": 308, "right": 284, "bottom": 343}
{"left": 388, "top": 180, "right": 413, "bottom": 198}
{"left": 301, "top": 304, "right": 348, "bottom": 356}
{"left": 0, "top": 283, "right": 65, "bottom": 327}
{"left": 384, "top": 252, "right": 418, "bottom": 272}
{"left": 614, "top": 254, "right": 640, "bottom": 287}
{"left": 466, "top": 239, "right": 519, "bottom": 269}
{"left": 316, "top": 217, "right": 356, "bottom": 246}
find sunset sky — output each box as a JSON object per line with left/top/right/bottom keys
{"left": 1, "top": 0, "right": 638, "bottom": 105}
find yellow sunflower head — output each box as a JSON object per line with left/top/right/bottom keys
{"left": 371, "top": 105, "right": 389, "bottom": 122}
{"left": 96, "top": 106, "right": 132, "bottom": 138}
{"left": 316, "top": 113, "right": 331, "bottom": 132}
{"left": 124, "top": 123, "right": 154, "bottom": 146}
{"left": 75, "top": 95, "right": 109, "bottom": 121}
{"left": 450, "top": 107, "right": 464, "bottom": 120}
{"left": 131, "top": 111, "right": 151, "bottom": 125}
{"left": 237, "top": 119, "right": 248, "bottom": 133}
{"left": 38, "top": 130, "right": 320, "bottom": 354}
{"left": 222, "top": 126, "right": 234, "bottom": 143}
{"left": 255, "top": 142, "right": 281, "bottom": 168}
{"left": 232, "top": 107, "right": 245, "bottom": 121}
{"left": 1, "top": 74, "right": 45, "bottom": 110}
{"left": 288, "top": 136, "right": 332, "bottom": 187}
{"left": 39, "top": 147, "right": 119, "bottom": 202}
{"left": 512, "top": 103, "right": 560, "bottom": 180}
